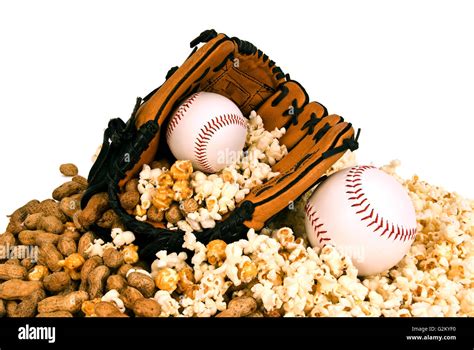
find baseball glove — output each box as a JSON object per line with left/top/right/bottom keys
{"left": 81, "top": 29, "right": 360, "bottom": 261}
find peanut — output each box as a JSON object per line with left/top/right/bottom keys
{"left": 150, "top": 159, "right": 170, "bottom": 170}
{"left": 57, "top": 236, "right": 77, "bottom": 256}
{"left": 38, "top": 291, "right": 89, "bottom": 314}
{"left": 38, "top": 215, "right": 64, "bottom": 234}
{"left": 18, "top": 230, "right": 57, "bottom": 246}
{"left": 181, "top": 198, "right": 199, "bottom": 215}
{"left": 37, "top": 311, "right": 73, "bottom": 317}
{"left": 0, "top": 280, "right": 42, "bottom": 300}
{"left": 23, "top": 213, "right": 44, "bottom": 230}
{"left": 103, "top": 248, "right": 124, "bottom": 269}
{"left": 35, "top": 232, "right": 61, "bottom": 246}
{"left": 0, "top": 232, "right": 16, "bottom": 246}
{"left": 72, "top": 211, "right": 85, "bottom": 231}
{"left": 147, "top": 205, "right": 164, "bottom": 222}
{"left": 6, "top": 301, "right": 18, "bottom": 316}
{"left": 52, "top": 181, "right": 84, "bottom": 201}
{"left": 120, "top": 286, "right": 144, "bottom": 310}
{"left": 78, "top": 231, "right": 96, "bottom": 257}
{"left": 0, "top": 299, "right": 5, "bottom": 317}
{"left": 60, "top": 227, "right": 81, "bottom": 241}
{"left": 94, "top": 301, "right": 128, "bottom": 317}
{"left": 120, "top": 191, "right": 140, "bottom": 211}
{"left": 38, "top": 199, "right": 67, "bottom": 223}
{"left": 127, "top": 272, "right": 155, "bottom": 298}
{"left": 165, "top": 203, "right": 183, "bottom": 224}
{"left": 79, "top": 256, "right": 103, "bottom": 291}
{"left": 106, "top": 275, "right": 127, "bottom": 293}
{"left": 247, "top": 311, "right": 264, "bottom": 317}
{"left": 59, "top": 163, "right": 78, "bottom": 177}
{"left": 133, "top": 298, "right": 161, "bottom": 317}
{"left": 60, "top": 194, "right": 82, "bottom": 219}
{"left": 21, "top": 258, "right": 35, "bottom": 271}
{"left": 6, "top": 200, "right": 41, "bottom": 234}
{"left": 43, "top": 271, "right": 71, "bottom": 293}
{"left": 5, "top": 259, "right": 20, "bottom": 266}
{"left": 71, "top": 175, "right": 88, "bottom": 188}
{"left": 78, "top": 192, "right": 109, "bottom": 228}
{"left": 38, "top": 243, "right": 63, "bottom": 272}
{"left": 124, "top": 178, "right": 139, "bottom": 193}
{"left": 0, "top": 263, "right": 27, "bottom": 280}
{"left": 215, "top": 296, "right": 257, "bottom": 317}
{"left": 10, "top": 289, "right": 46, "bottom": 317}
{"left": 97, "top": 209, "right": 120, "bottom": 229}
{"left": 87, "top": 265, "right": 110, "bottom": 299}
{"left": 58, "top": 280, "right": 79, "bottom": 296}
{"left": 117, "top": 264, "right": 133, "bottom": 278}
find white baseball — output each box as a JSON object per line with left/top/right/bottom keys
{"left": 166, "top": 92, "right": 247, "bottom": 173}
{"left": 304, "top": 165, "right": 417, "bottom": 276}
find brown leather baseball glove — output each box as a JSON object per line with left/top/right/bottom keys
{"left": 81, "top": 29, "right": 360, "bottom": 261}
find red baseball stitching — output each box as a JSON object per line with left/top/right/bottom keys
{"left": 166, "top": 92, "right": 201, "bottom": 142}
{"left": 345, "top": 166, "right": 417, "bottom": 242}
{"left": 305, "top": 203, "right": 332, "bottom": 246}
{"left": 194, "top": 113, "right": 247, "bottom": 173}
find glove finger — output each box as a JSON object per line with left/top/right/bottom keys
{"left": 278, "top": 102, "right": 330, "bottom": 151}
{"left": 256, "top": 81, "right": 308, "bottom": 131}
{"left": 273, "top": 114, "right": 343, "bottom": 172}
{"left": 242, "top": 121, "right": 355, "bottom": 230}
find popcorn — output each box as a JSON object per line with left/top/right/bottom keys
{"left": 172, "top": 180, "right": 193, "bottom": 201}
{"left": 151, "top": 250, "right": 188, "bottom": 273}
{"left": 131, "top": 111, "right": 289, "bottom": 232}
{"left": 101, "top": 289, "right": 126, "bottom": 313}
{"left": 126, "top": 268, "right": 152, "bottom": 279}
{"left": 238, "top": 261, "right": 258, "bottom": 283}
{"left": 85, "top": 238, "right": 114, "bottom": 257}
{"left": 154, "top": 267, "right": 179, "bottom": 292}
{"left": 246, "top": 111, "right": 287, "bottom": 166}
{"left": 170, "top": 160, "right": 193, "bottom": 181}
{"left": 151, "top": 187, "right": 174, "bottom": 211}
{"left": 206, "top": 240, "right": 227, "bottom": 266}
{"left": 132, "top": 145, "right": 473, "bottom": 317}
{"left": 111, "top": 228, "right": 135, "bottom": 248}
{"left": 154, "top": 290, "right": 181, "bottom": 317}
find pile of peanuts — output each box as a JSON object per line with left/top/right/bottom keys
{"left": 0, "top": 151, "right": 472, "bottom": 317}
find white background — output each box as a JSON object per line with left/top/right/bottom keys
{"left": 0, "top": 0, "right": 473, "bottom": 231}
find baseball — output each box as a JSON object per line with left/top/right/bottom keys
{"left": 166, "top": 92, "right": 247, "bottom": 173}
{"left": 305, "top": 165, "right": 417, "bottom": 276}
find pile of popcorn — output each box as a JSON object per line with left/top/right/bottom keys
{"left": 144, "top": 153, "right": 473, "bottom": 317}
{"left": 131, "top": 110, "right": 287, "bottom": 231}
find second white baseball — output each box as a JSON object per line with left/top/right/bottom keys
{"left": 304, "top": 165, "right": 417, "bottom": 276}
{"left": 166, "top": 92, "right": 247, "bottom": 173}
